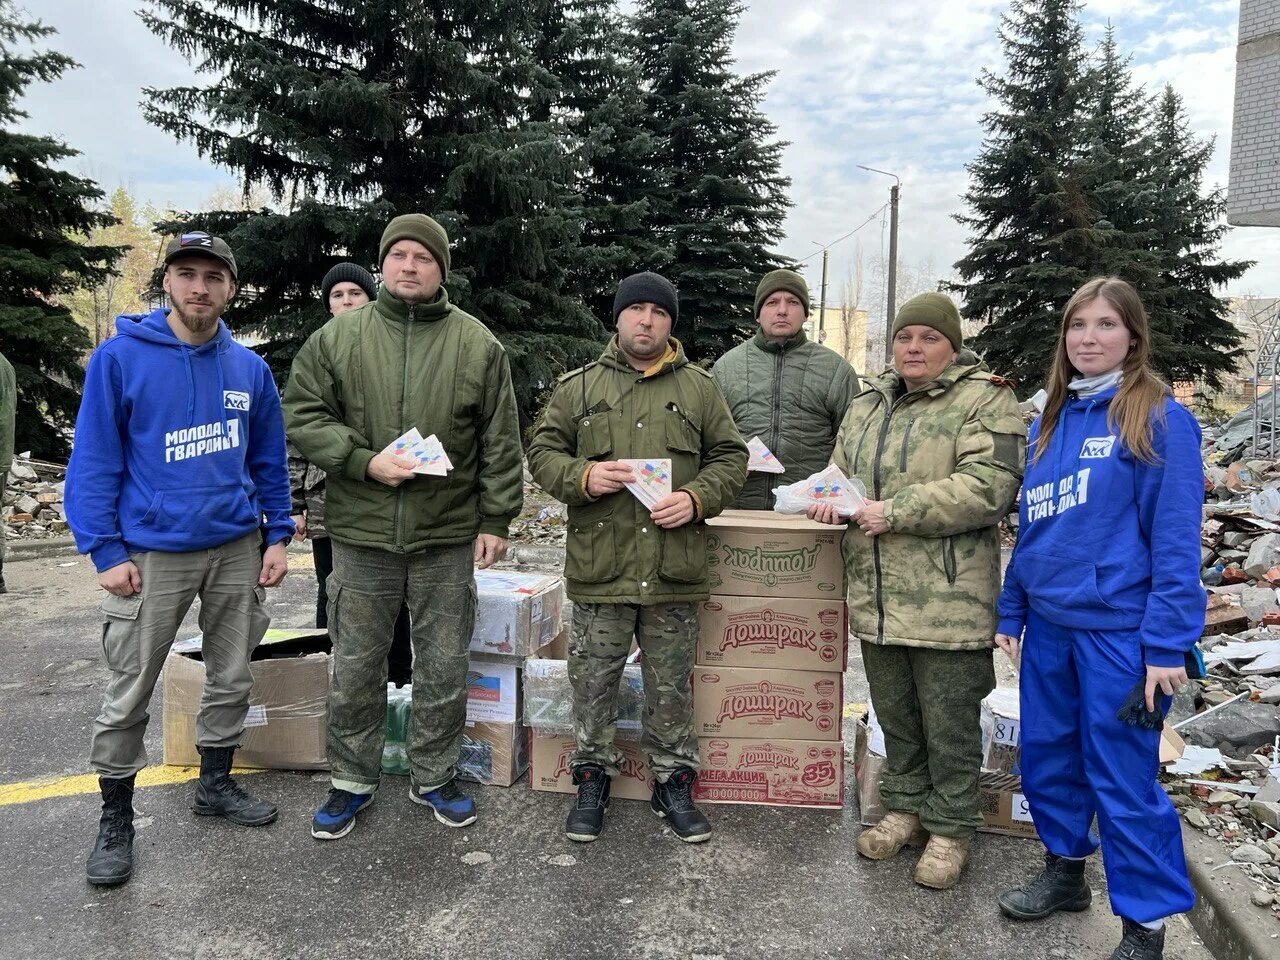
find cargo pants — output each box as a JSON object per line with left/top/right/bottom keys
{"left": 861, "top": 640, "right": 996, "bottom": 837}
{"left": 326, "top": 540, "right": 476, "bottom": 795}
{"left": 568, "top": 601, "right": 699, "bottom": 783}
{"left": 90, "top": 532, "right": 269, "bottom": 779}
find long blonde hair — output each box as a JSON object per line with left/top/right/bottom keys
{"left": 1033, "top": 278, "right": 1169, "bottom": 464}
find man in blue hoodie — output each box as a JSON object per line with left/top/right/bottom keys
{"left": 65, "top": 232, "right": 294, "bottom": 888}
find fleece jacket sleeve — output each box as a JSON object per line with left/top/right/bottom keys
{"left": 64, "top": 348, "right": 132, "bottom": 572}
{"left": 1135, "top": 404, "right": 1207, "bottom": 668}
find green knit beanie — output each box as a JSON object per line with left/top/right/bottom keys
{"left": 754, "top": 269, "right": 810, "bottom": 317}
{"left": 379, "top": 214, "right": 451, "bottom": 281}
{"left": 891, "top": 292, "right": 963, "bottom": 350}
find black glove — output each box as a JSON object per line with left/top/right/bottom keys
{"left": 1115, "top": 676, "right": 1166, "bottom": 731}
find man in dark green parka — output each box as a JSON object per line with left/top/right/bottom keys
{"left": 712, "top": 269, "right": 859, "bottom": 509}
{"left": 284, "top": 214, "right": 523, "bottom": 841}
{"left": 528, "top": 272, "right": 747, "bottom": 844}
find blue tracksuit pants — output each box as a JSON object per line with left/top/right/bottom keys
{"left": 1020, "top": 612, "right": 1194, "bottom": 923}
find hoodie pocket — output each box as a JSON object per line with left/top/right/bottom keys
{"left": 172, "top": 483, "right": 258, "bottom": 531}
{"left": 1016, "top": 551, "right": 1118, "bottom": 617}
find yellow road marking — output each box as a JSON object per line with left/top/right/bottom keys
{"left": 843, "top": 701, "right": 867, "bottom": 718}
{"left": 0, "top": 764, "right": 264, "bottom": 807}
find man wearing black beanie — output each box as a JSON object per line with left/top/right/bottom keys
{"left": 528, "top": 272, "right": 747, "bottom": 844}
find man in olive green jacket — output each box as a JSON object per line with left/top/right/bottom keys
{"left": 528, "top": 271, "right": 747, "bottom": 844}
{"left": 816, "top": 292, "right": 1025, "bottom": 890}
{"left": 0, "top": 349, "right": 14, "bottom": 593}
{"left": 712, "top": 269, "right": 858, "bottom": 509}
{"left": 284, "top": 214, "right": 523, "bottom": 840}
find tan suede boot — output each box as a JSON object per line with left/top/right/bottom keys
{"left": 856, "top": 811, "right": 928, "bottom": 861}
{"left": 913, "top": 834, "right": 970, "bottom": 889}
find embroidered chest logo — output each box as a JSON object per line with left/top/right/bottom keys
{"left": 1079, "top": 436, "right": 1115, "bottom": 459}
{"left": 224, "top": 390, "right": 251, "bottom": 412}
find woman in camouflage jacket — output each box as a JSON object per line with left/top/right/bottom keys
{"left": 811, "top": 293, "right": 1025, "bottom": 891}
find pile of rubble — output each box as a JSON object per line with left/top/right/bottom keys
{"left": 507, "top": 469, "right": 566, "bottom": 546}
{"left": 2, "top": 454, "right": 67, "bottom": 540}
{"left": 1163, "top": 424, "right": 1280, "bottom": 918}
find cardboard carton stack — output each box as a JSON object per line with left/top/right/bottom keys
{"left": 164, "top": 570, "right": 564, "bottom": 781}
{"left": 692, "top": 511, "right": 848, "bottom": 809}
{"left": 460, "top": 570, "right": 565, "bottom": 786}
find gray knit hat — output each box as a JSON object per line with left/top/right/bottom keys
{"left": 379, "top": 214, "right": 450, "bottom": 280}
{"left": 320, "top": 262, "right": 376, "bottom": 304}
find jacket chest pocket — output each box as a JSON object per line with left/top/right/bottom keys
{"left": 566, "top": 512, "right": 620, "bottom": 584}
{"left": 577, "top": 414, "right": 613, "bottom": 460}
{"left": 663, "top": 406, "right": 700, "bottom": 486}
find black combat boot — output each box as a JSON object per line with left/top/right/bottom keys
{"left": 86, "top": 776, "right": 135, "bottom": 886}
{"left": 565, "top": 763, "right": 610, "bottom": 842}
{"left": 651, "top": 767, "right": 712, "bottom": 843}
{"left": 1109, "top": 919, "right": 1165, "bottom": 960}
{"left": 998, "top": 852, "right": 1092, "bottom": 920}
{"left": 191, "top": 745, "right": 278, "bottom": 826}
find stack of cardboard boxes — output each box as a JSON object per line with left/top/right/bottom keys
{"left": 692, "top": 511, "right": 848, "bottom": 810}
{"left": 460, "top": 570, "right": 565, "bottom": 787}
{"left": 163, "top": 569, "right": 566, "bottom": 787}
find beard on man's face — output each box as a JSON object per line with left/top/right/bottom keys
{"left": 170, "top": 299, "right": 221, "bottom": 333}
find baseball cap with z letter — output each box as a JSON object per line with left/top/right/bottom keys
{"left": 164, "top": 231, "right": 238, "bottom": 282}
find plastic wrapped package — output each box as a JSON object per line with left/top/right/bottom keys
{"left": 522, "top": 657, "right": 645, "bottom": 740}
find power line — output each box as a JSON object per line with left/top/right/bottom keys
{"left": 796, "top": 202, "right": 891, "bottom": 265}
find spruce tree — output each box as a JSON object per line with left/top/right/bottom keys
{"left": 629, "top": 0, "right": 792, "bottom": 363}
{"left": 140, "top": 0, "right": 603, "bottom": 425}
{"left": 0, "top": 5, "right": 121, "bottom": 458}
{"left": 1145, "top": 84, "right": 1250, "bottom": 387}
{"left": 530, "top": 0, "right": 663, "bottom": 325}
{"left": 953, "top": 0, "right": 1092, "bottom": 387}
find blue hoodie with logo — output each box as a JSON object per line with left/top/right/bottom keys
{"left": 997, "top": 386, "right": 1205, "bottom": 667}
{"left": 65, "top": 309, "right": 294, "bottom": 572}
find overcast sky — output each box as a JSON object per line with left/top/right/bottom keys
{"left": 21, "top": 0, "right": 1279, "bottom": 321}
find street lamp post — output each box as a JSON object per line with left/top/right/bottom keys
{"left": 858, "top": 165, "right": 901, "bottom": 367}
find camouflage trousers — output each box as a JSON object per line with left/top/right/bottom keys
{"left": 862, "top": 640, "right": 996, "bottom": 838}
{"left": 569, "top": 602, "right": 699, "bottom": 783}
{"left": 327, "top": 540, "right": 476, "bottom": 795}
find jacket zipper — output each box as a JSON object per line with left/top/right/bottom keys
{"left": 852, "top": 417, "right": 874, "bottom": 474}
{"left": 869, "top": 392, "right": 898, "bottom": 644}
{"left": 395, "top": 306, "right": 414, "bottom": 549}
{"left": 943, "top": 536, "right": 957, "bottom": 585}
{"left": 768, "top": 349, "right": 784, "bottom": 500}
{"left": 898, "top": 417, "right": 915, "bottom": 472}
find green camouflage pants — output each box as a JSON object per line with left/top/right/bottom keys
{"left": 569, "top": 602, "right": 698, "bottom": 783}
{"left": 861, "top": 640, "right": 996, "bottom": 838}
{"left": 327, "top": 540, "right": 476, "bottom": 795}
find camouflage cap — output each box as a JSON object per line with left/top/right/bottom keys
{"left": 163, "top": 231, "right": 238, "bottom": 282}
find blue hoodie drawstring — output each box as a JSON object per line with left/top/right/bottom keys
{"left": 182, "top": 349, "right": 196, "bottom": 426}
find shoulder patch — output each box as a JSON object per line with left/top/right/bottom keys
{"left": 556, "top": 361, "right": 598, "bottom": 384}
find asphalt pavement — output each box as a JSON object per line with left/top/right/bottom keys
{"left": 0, "top": 546, "right": 1215, "bottom": 960}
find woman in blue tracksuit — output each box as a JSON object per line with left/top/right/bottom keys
{"left": 994, "top": 278, "right": 1203, "bottom": 960}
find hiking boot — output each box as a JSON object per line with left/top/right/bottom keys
{"left": 86, "top": 776, "right": 135, "bottom": 886}
{"left": 1110, "top": 919, "right": 1165, "bottom": 960}
{"left": 191, "top": 745, "right": 278, "bottom": 826}
{"left": 411, "top": 778, "right": 477, "bottom": 828}
{"left": 998, "top": 852, "right": 1092, "bottom": 920}
{"left": 565, "top": 764, "right": 610, "bottom": 842}
{"left": 651, "top": 767, "right": 711, "bottom": 843}
{"left": 913, "top": 834, "right": 970, "bottom": 890}
{"left": 311, "top": 788, "right": 374, "bottom": 840}
{"left": 856, "top": 811, "right": 927, "bottom": 861}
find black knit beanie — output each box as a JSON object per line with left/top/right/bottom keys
{"left": 612, "top": 272, "right": 679, "bottom": 328}
{"left": 320, "top": 262, "right": 377, "bottom": 304}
